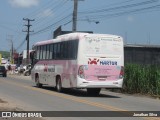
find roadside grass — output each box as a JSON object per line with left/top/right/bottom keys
{"left": 122, "top": 64, "right": 160, "bottom": 97}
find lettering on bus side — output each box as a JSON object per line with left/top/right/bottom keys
{"left": 44, "top": 64, "right": 48, "bottom": 72}
{"left": 100, "top": 61, "right": 117, "bottom": 66}
{"left": 48, "top": 65, "right": 55, "bottom": 72}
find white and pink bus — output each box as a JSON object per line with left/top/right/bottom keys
{"left": 31, "top": 32, "right": 124, "bottom": 95}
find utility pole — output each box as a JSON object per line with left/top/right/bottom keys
{"left": 72, "top": 0, "right": 84, "bottom": 32}
{"left": 23, "top": 18, "right": 34, "bottom": 64}
{"left": 7, "top": 35, "right": 14, "bottom": 64}
{"left": 72, "top": 0, "right": 78, "bottom": 32}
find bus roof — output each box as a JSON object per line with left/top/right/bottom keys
{"left": 33, "top": 32, "right": 122, "bottom": 46}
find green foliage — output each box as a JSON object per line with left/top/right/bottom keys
{"left": 0, "top": 51, "right": 10, "bottom": 58}
{"left": 123, "top": 64, "right": 160, "bottom": 96}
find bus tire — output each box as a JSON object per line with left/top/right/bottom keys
{"left": 87, "top": 88, "right": 101, "bottom": 96}
{"left": 35, "top": 75, "right": 42, "bottom": 88}
{"left": 56, "top": 77, "right": 63, "bottom": 92}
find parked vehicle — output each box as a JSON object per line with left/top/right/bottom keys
{"left": 0, "top": 65, "right": 7, "bottom": 77}
{"left": 23, "top": 64, "right": 31, "bottom": 76}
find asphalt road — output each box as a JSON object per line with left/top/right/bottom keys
{"left": 0, "top": 75, "right": 160, "bottom": 120}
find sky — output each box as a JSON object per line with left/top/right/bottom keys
{"left": 0, "top": 0, "right": 160, "bottom": 52}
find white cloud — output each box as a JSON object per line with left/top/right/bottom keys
{"left": 38, "top": 9, "right": 54, "bottom": 18}
{"left": 9, "top": 0, "right": 40, "bottom": 8}
{"left": 127, "top": 16, "right": 134, "bottom": 22}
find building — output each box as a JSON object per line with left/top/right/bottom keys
{"left": 124, "top": 44, "right": 160, "bottom": 65}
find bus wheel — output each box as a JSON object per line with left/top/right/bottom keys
{"left": 56, "top": 77, "right": 63, "bottom": 92}
{"left": 35, "top": 75, "right": 42, "bottom": 88}
{"left": 87, "top": 88, "right": 101, "bottom": 96}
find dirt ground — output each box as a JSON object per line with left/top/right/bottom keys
{"left": 0, "top": 98, "right": 18, "bottom": 111}
{"left": 0, "top": 98, "right": 43, "bottom": 120}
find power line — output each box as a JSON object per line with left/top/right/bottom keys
{"left": 78, "top": 0, "right": 159, "bottom": 21}
{"left": 78, "top": 4, "right": 160, "bottom": 21}
{"left": 30, "top": 0, "right": 160, "bottom": 37}
{"left": 0, "top": 24, "right": 22, "bottom": 34}
{"left": 31, "top": 14, "right": 72, "bottom": 36}
{"left": 34, "top": 4, "right": 73, "bottom": 31}
{"left": 79, "top": 0, "right": 158, "bottom": 14}
{"left": 33, "top": 0, "right": 68, "bottom": 26}
{"left": 33, "top": 0, "right": 82, "bottom": 34}
{"left": 15, "top": 38, "right": 26, "bottom": 51}
{"left": 30, "top": 0, "right": 71, "bottom": 37}
{"left": 79, "top": 0, "right": 136, "bottom": 13}
{"left": 25, "top": 0, "right": 57, "bottom": 19}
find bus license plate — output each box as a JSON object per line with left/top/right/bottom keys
{"left": 98, "top": 76, "right": 107, "bottom": 81}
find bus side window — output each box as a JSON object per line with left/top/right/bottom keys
{"left": 40, "top": 46, "right": 42, "bottom": 60}
{"left": 71, "top": 40, "right": 78, "bottom": 59}
{"left": 46, "top": 45, "right": 50, "bottom": 60}
{"left": 49, "top": 44, "right": 53, "bottom": 59}
{"left": 74, "top": 40, "right": 78, "bottom": 59}
{"left": 68, "top": 41, "right": 72, "bottom": 59}
{"left": 64, "top": 41, "right": 68, "bottom": 59}
{"left": 53, "top": 44, "right": 56, "bottom": 59}
{"left": 43, "top": 45, "right": 46, "bottom": 60}
{"left": 71, "top": 41, "right": 74, "bottom": 59}
{"left": 60, "top": 42, "right": 64, "bottom": 59}
{"left": 57, "top": 43, "right": 60, "bottom": 59}
{"left": 36, "top": 46, "right": 40, "bottom": 60}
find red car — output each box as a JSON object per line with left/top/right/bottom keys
{"left": 0, "top": 66, "right": 7, "bottom": 77}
